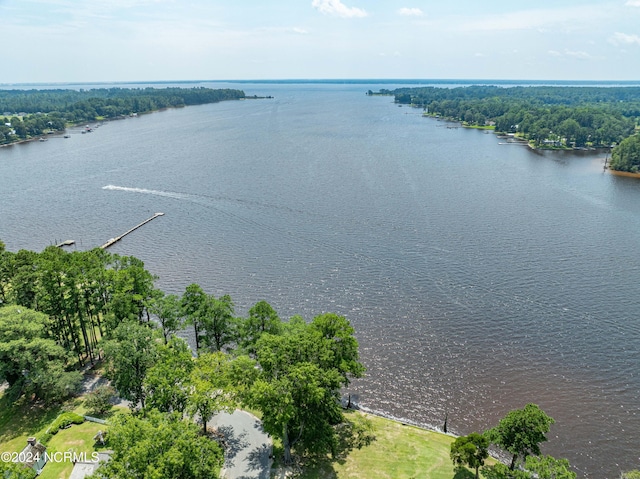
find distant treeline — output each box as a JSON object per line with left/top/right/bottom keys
{"left": 0, "top": 87, "right": 245, "bottom": 144}
{"left": 372, "top": 86, "right": 640, "bottom": 150}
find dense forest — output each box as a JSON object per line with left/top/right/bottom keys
{"left": 371, "top": 86, "right": 640, "bottom": 166}
{"left": 0, "top": 87, "right": 245, "bottom": 144}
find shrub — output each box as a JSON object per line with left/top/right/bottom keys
{"left": 48, "top": 412, "right": 85, "bottom": 435}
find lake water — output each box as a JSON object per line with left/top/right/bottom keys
{"left": 1, "top": 81, "right": 639, "bottom": 477}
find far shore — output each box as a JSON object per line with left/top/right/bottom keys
{"left": 607, "top": 168, "right": 640, "bottom": 179}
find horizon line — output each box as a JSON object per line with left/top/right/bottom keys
{"left": 2, "top": 78, "right": 640, "bottom": 87}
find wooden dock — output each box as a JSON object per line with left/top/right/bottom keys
{"left": 56, "top": 240, "right": 75, "bottom": 248}
{"left": 100, "top": 213, "right": 164, "bottom": 249}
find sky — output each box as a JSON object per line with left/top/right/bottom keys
{"left": 1, "top": 0, "right": 640, "bottom": 83}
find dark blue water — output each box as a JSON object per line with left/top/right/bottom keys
{"left": 1, "top": 82, "right": 639, "bottom": 477}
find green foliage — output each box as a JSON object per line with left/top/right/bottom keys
{"left": 486, "top": 404, "right": 555, "bottom": 470}
{"left": 181, "top": 283, "right": 207, "bottom": 353}
{"left": 186, "top": 352, "right": 235, "bottom": 434}
{"left": 97, "top": 410, "right": 224, "bottom": 479}
{"left": 0, "top": 244, "right": 160, "bottom": 376}
{"left": 610, "top": 134, "right": 640, "bottom": 172}
{"left": 0, "top": 87, "right": 245, "bottom": 144}
{"left": 384, "top": 85, "right": 638, "bottom": 147}
{"left": 622, "top": 470, "right": 640, "bottom": 479}
{"left": 310, "top": 312, "right": 365, "bottom": 386}
{"left": 103, "top": 320, "right": 159, "bottom": 410}
{"left": 0, "top": 305, "right": 81, "bottom": 403}
{"left": 200, "top": 294, "right": 236, "bottom": 352}
{"left": 144, "top": 337, "right": 194, "bottom": 415}
{"left": 482, "top": 463, "right": 532, "bottom": 479}
{"left": 48, "top": 411, "right": 85, "bottom": 435}
{"left": 524, "top": 455, "right": 576, "bottom": 479}
{"left": 239, "top": 300, "right": 282, "bottom": 355}
{"left": 147, "top": 292, "right": 183, "bottom": 344}
{"left": 84, "top": 385, "right": 116, "bottom": 416}
{"left": 0, "top": 460, "right": 37, "bottom": 479}
{"left": 450, "top": 432, "right": 490, "bottom": 479}
{"left": 250, "top": 313, "right": 364, "bottom": 464}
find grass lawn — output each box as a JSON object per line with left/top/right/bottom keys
{"left": 297, "top": 412, "right": 496, "bottom": 479}
{"left": 0, "top": 388, "right": 113, "bottom": 479}
{"left": 38, "top": 421, "right": 108, "bottom": 479}
{"left": 2, "top": 387, "right": 496, "bottom": 479}
{"left": 0, "top": 391, "right": 76, "bottom": 454}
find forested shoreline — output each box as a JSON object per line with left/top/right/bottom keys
{"left": 0, "top": 240, "right": 369, "bottom": 477}
{"left": 371, "top": 85, "right": 640, "bottom": 172}
{"left": 2, "top": 242, "right": 640, "bottom": 478}
{"left": 0, "top": 87, "right": 245, "bottom": 145}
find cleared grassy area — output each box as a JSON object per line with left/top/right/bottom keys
{"left": 2, "top": 389, "right": 494, "bottom": 479}
{"left": 0, "top": 387, "right": 113, "bottom": 479}
{"left": 297, "top": 412, "right": 495, "bottom": 479}
{"left": 38, "top": 421, "right": 108, "bottom": 479}
{"left": 0, "top": 391, "right": 74, "bottom": 454}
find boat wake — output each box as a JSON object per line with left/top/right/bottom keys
{"left": 102, "top": 185, "right": 190, "bottom": 201}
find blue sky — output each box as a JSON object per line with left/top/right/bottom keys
{"left": 1, "top": 0, "right": 640, "bottom": 82}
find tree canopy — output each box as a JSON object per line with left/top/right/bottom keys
{"left": 249, "top": 313, "right": 364, "bottom": 464}
{"left": 0, "top": 87, "right": 245, "bottom": 145}
{"left": 0, "top": 305, "right": 81, "bottom": 402}
{"left": 610, "top": 134, "right": 640, "bottom": 172}
{"left": 376, "top": 85, "right": 639, "bottom": 150}
{"left": 96, "top": 410, "right": 224, "bottom": 479}
{"left": 486, "top": 403, "right": 555, "bottom": 470}
{"left": 450, "top": 432, "right": 490, "bottom": 479}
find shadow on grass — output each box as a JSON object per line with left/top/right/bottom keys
{"left": 454, "top": 468, "right": 475, "bottom": 479}
{"left": 279, "top": 412, "right": 377, "bottom": 479}
{"left": 0, "top": 390, "right": 66, "bottom": 443}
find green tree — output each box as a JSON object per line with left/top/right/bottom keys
{"left": 250, "top": 361, "right": 343, "bottom": 464}
{"left": 97, "top": 410, "right": 224, "bottom": 479}
{"left": 84, "top": 385, "right": 116, "bottom": 416}
{"left": 240, "top": 300, "right": 282, "bottom": 355}
{"left": 187, "top": 351, "right": 235, "bottom": 435}
{"left": 148, "top": 292, "right": 183, "bottom": 344}
{"left": 450, "top": 432, "right": 490, "bottom": 479}
{"left": 0, "top": 240, "right": 12, "bottom": 305}
{"left": 0, "top": 305, "right": 81, "bottom": 403}
{"left": 144, "top": 336, "right": 194, "bottom": 414}
{"left": 524, "top": 455, "right": 576, "bottom": 479}
{"left": 103, "top": 320, "right": 158, "bottom": 410}
{"left": 486, "top": 404, "right": 555, "bottom": 470}
{"left": 250, "top": 313, "right": 364, "bottom": 464}
{"left": 610, "top": 134, "right": 640, "bottom": 172}
{"left": 200, "top": 294, "right": 236, "bottom": 352}
{"left": 181, "top": 283, "right": 206, "bottom": 353}
{"left": 310, "top": 312, "right": 365, "bottom": 386}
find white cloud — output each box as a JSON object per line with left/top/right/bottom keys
{"left": 625, "top": 0, "right": 640, "bottom": 6}
{"left": 398, "top": 7, "right": 423, "bottom": 17}
{"left": 548, "top": 49, "right": 592, "bottom": 59}
{"left": 564, "top": 50, "right": 591, "bottom": 59}
{"left": 311, "top": 0, "right": 367, "bottom": 18}
{"left": 610, "top": 32, "right": 640, "bottom": 45}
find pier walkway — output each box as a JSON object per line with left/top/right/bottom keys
{"left": 100, "top": 213, "right": 164, "bottom": 249}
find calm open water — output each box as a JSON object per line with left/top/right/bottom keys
{"left": 1, "top": 81, "right": 639, "bottom": 477}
